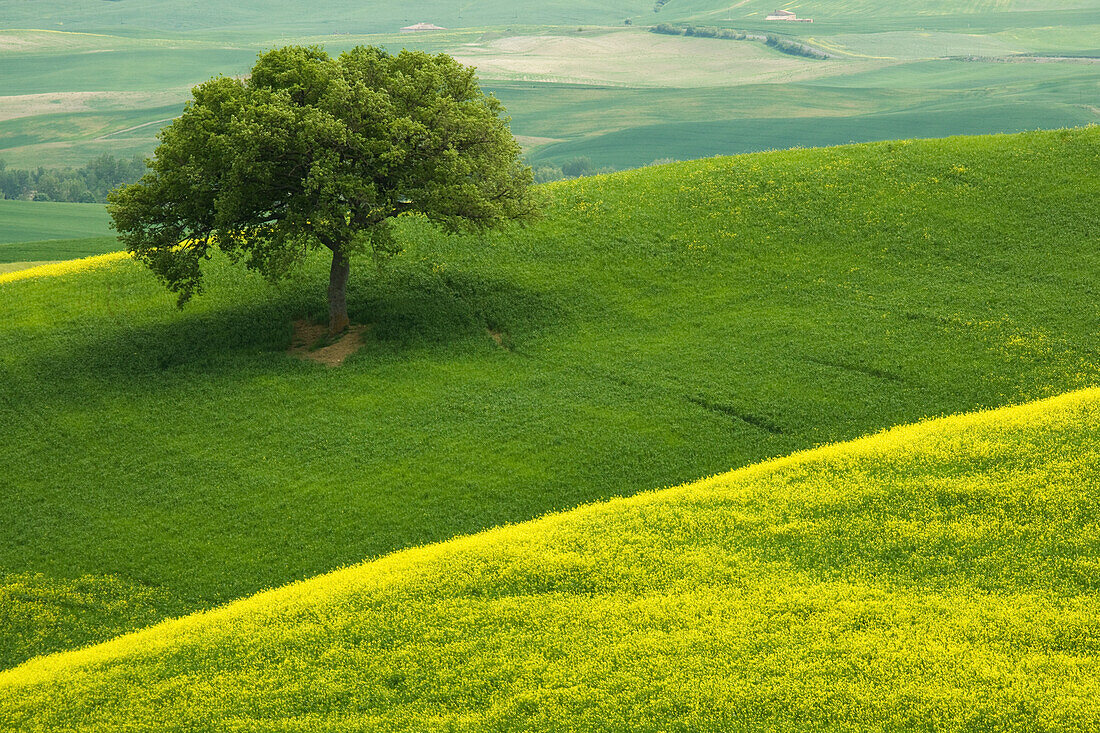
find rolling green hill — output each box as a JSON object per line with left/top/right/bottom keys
{"left": 0, "top": 129, "right": 1097, "bottom": 671}
{"left": 3, "top": 387, "right": 1099, "bottom": 730}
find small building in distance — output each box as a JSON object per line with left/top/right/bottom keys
{"left": 765, "top": 9, "right": 813, "bottom": 22}
{"left": 401, "top": 22, "right": 447, "bottom": 31}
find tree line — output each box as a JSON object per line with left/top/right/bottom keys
{"left": 0, "top": 152, "right": 615, "bottom": 201}
{"left": 0, "top": 155, "right": 146, "bottom": 203}
{"left": 0, "top": 151, "right": 617, "bottom": 203}
{"left": 650, "top": 23, "right": 829, "bottom": 59}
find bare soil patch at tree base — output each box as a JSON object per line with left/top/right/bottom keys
{"left": 288, "top": 320, "right": 370, "bottom": 367}
{"left": 487, "top": 327, "right": 510, "bottom": 350}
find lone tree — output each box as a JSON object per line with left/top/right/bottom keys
{"left": 109, "top": 45, "right": 536, "bottom": 333}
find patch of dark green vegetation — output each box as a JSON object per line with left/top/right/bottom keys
{"left": 530, "top": 155, "right": 619, "bottom": 183}
{"left": 0, "top": 129, "right": 1097, "bottom": 669}
{"left": 650, "top": 23, "right": 829, "bottom": 58}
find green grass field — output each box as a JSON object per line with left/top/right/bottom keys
{"left": 1, "top": 129, "right": 1097, "bottom": 675}
{"left": 3, "top": 387, "right": 1099, "bottom": 730}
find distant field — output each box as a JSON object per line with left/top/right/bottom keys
{"left": 0, "top": 129, "right": 1097, "bottom": 670}
{"left": 2, "top": 0, "right": 1098, "bottom": 170}
{"left": 527, "top": 101, "right": 1098, "bottom": 168}
{"left": 0, "top": 104, "right": 184, "bottom": 168}
{"left": 682, "top": 5, "right": 1100, "bottom": 35}
{"left": 814, "top": 30, "right": 1025, "bottom": 58}
{"left": 446, "top": 31, "right": 872, "bottom": 87}
{"left": 0, "top": 200, "right": 116, "bottom": 270}
{"left": 0, "top": 200, "right": 110, "bottom": 244}
{"left": 0, "top": 237, "right": 117, "bottom": 266}
{"left": 4, "top": 0, "right": 1098, "bottom": 35}
{"left": 0, "top": 0, "right": 652, "bottom": 35}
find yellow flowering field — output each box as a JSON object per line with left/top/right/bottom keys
{"left": 0, "top": 251, "right": 129, "bottom": 285}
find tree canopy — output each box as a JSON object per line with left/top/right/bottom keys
{"left": 109, "top": 45, "right": 536, "bottom": 333}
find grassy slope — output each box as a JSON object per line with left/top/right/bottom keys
{"left": 3, "top": 388, "right": 1099, "bottom": 730}
{"left": 0, "top": 129, "right": 1097, "bottom": 669}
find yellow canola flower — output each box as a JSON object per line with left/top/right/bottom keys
{"left": 0, "top": 251, "right": 130, "bottom": 286}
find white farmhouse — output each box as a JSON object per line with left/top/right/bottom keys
{"left": 765, "top": 9, "right": 813, "bottom": 22}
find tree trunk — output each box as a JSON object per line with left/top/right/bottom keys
{"left": 328, "top": 247, "right": 350, "bottom": 335}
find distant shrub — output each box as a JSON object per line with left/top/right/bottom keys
{"left": 650, "top": 24, "right": 785, "bottom": 49}
{"left": 532, "top": 165, "right": 566, "bottom": 184}
{"left": 529, "top": 159, "right": 620, "bottom": 183}
{"left": 651, "top": 23, "right": 682, "bottom": 35}
{"left": 561, "top": 156, "right": 593, "bottom": 178}
{"left": 648, "top": 24, "right": 825, "bottom": 57}
{"left": 718, "top": 29, "right": 748, "bottom": 40}
{"left": 764, "top": 34, "right": 828, "bottom": 59}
